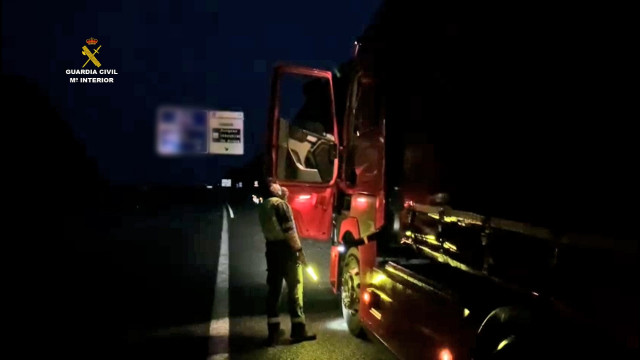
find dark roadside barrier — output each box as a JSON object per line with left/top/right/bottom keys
{"left": 103, "top": 185, "right": 224, "bottom": 215}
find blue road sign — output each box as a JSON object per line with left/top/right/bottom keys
{"left": 157, "top": 108, "right": 181, "bottom": 155}
{"left": 156, "top": 107, "right": 208, "bottom": 155}
{"left": 182, "top": 109, "right": 208, "bottom": 154}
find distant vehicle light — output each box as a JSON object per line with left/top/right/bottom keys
{"left": 254, "top": 181, "right": 259, "bottom": 187}
{"left": 439, "top": 348, "right": 453, "bottom": 360}
{"left": 463, "top": 308, "right": 470, "bottom": 318}
{"left": 206, "top": 185, "right": 213, "bottom": 189}
{"left": 337, "top": 244, "right": 346, "bottom": 253}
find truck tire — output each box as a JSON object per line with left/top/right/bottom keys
{"left": 475, "top": 307, "right": 546, "bottom": 360}
{"left": 341, "top": 246, "right": 366, "bottom": 338}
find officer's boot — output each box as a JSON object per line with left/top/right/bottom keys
{"left": 290, "top": 322, "right": 317, "bottom": 343}
{"left": 264, "top": 323, "right": 285, "bottom": 347}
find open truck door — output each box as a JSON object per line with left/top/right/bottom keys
{"left": 267, "top": 65, "right": 339, "bottom": 241}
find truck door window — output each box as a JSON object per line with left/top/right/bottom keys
{"left": 354, "top": 76, "right": 380, "bottom": 133}
{"left": 277, "top": 74, "right": 336, "bottom": 183}
{"left": 345, "top": 75, "right": 383, "bottom": 190}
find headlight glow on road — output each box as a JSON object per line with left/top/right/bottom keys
{"left": 325, "top": 317, "right": 348, "bottom": 331}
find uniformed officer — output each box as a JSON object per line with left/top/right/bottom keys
{"left": 258, "top": 178, "right": 317, "bottom": 346}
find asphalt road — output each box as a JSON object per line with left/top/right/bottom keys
{"left": 28, "top": 190, "right": 638, "bottom": 360}
{"left": 103, "top": 196, "right": 396, "bottom": 360}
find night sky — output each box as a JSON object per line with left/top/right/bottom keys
{"left": 2, "top": 0, "right": 381, "bottom": 185}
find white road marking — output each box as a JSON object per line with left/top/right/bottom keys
{"left": 226, "top": 203, "right": 234, "bottom": 219}
{"left": 208, "top": 354, "right": 230, "bottom": 360}
{"left": 209, "top": 206, "right": 230, "bottom": 358}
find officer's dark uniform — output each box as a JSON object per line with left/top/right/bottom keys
{"left": 258, "top": 194, "right": 316, "bottom": 345}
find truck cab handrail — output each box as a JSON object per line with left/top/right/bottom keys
{"left": 407, "top": 202, "right": 636, "bottom": 253}
{"left": 410, "top": 202, "right": 553, "bottom": 241}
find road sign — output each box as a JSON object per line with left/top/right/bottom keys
{"left": 156, "top": 107, "right": 181, "bottom": 155}
{"left": 209, "top": 111, "right": 244, "bottom": 155}
{"left": 156, "top": 107, "right": 208, "bottom": 155}
{"left": 181, "top": 109, "right": 208, "bottom": 154}
{"left": 221, "top": 179, "right": 232, "bottom": 187}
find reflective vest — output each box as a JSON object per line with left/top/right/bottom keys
{"left": 258, "top": 197, "right": 289, "bottom": 241}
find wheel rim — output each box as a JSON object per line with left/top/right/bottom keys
{"left": 341, "top": 255, "right": 360, "bottom": 315}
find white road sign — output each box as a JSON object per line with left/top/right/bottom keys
{"left": 221, "top": 179, "right": 232, "bottom": 187}
{"left": 209, "top": 111, "right": 244, "bottom": 155}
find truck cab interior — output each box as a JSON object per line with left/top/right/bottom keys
{"left": 276, "top": 74, "right": 337, "bottom": 183}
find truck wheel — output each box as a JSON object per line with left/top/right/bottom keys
{"left": 476, "top": 308, "right": 542, "bottom": 360}
{"left": 341, "top": 247, "right": 366, "bottom": 338}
